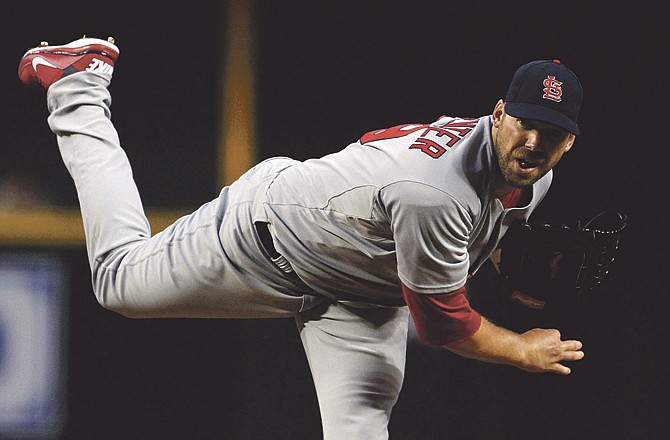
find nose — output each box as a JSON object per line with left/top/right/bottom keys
{"left": 524, "top": 130, "right": 541, "bottom": 151}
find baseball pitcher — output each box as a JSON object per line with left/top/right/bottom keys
{"left": 19, "top": 37, "right": 590, "bottom": 439}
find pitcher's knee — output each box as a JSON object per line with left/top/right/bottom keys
{"left": 91, "top": 268, "right": 150, "bottom": 318}
{"left": 92, "top": 285, "right": 145, "bottom": 318}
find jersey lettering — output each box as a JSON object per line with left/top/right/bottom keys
{"left": 360, "top": 123, "right": 429, "bottom": 144}
{"left": 359, "top": 117, "right": 479, "bottom": 159}
{"left": 408, "top": 137, "right": 446, "bottom": 158}
{"left": 409, "top": 117, "right": 479, "bottom": 159}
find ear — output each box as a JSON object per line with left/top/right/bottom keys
{"left": 492, "top": 99, "right": 505, "bottom": 127}
{"left": 564, "top": 134, "right": 576, "bottom": 152}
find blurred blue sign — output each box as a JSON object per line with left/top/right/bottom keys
{"left": 0, "top": 253, "right": 67, "bottom": 439}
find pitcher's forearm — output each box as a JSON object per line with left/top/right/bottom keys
{"left": 444, "top": 316, "right": 584, "bottom": 375}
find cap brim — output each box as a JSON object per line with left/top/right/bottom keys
{"left": 505, "top": 102, "right": 580, "bottom": 136}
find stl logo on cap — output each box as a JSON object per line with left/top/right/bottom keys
{"left": 542, "top": 75, "right": 563, "bottom": 102}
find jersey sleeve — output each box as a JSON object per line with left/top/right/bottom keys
{"left": 402, "top": 283, "right": 482, "bottom": 346}
{"left": 383, "top": 181, "right": 473, "bottom": 293}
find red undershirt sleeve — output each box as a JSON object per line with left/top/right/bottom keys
{"left": 400, "top": 186, "right": 518, "bottom": 347}
{"left": 402, "top": 283, "right": 482, "bottom": 346}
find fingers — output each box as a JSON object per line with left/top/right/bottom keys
{"left": 553, "top": 364, "right": 572, "bottom": 375}
{"left": 561, "top": 350, "right": 585, "bottom": 361}
{"left": 518, "top": 328, "right": 585, "bottom": 375}
{"left": 562, "top": 339, "right": 585, "bottom": 361}
{"left": 561, "top": 339, "right": 583, "bottom": 351}
{"left": 561, "top": 339, "right": 584, "bottom": 358}
{"left": 552, "top": 339, "right": 585, "bottom": 375}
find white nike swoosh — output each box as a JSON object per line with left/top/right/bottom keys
{"left": 32, "top": 56, "right": 58, "bottom": 71}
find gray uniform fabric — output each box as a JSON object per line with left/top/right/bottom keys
{"left": 45, "top": 70, "right": 549, "bottom": 439}
{"left": 261, "top": 116, "right": 551, "bottom": 305}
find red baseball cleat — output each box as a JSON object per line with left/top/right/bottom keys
{"left": 18, "top": 36, "right": 119, "bottom": 89}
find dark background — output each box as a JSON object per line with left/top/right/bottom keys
{"left": 1, "top": 1, "right": 668, "bottom": 438}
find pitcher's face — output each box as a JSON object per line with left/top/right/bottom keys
{"left": 491, "top": 100, "right": 575, "bottom": 191}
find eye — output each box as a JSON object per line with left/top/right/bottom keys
{"left": 545, "top": 129, "right": 567, "bottom": 142}
{"left": 516, "top": 118, "right": 531, "bottom": 129}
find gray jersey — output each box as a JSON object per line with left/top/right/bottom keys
{"left": 255, "top": 115, "right": 551, "bottom": 304}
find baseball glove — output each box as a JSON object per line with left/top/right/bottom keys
{"left": 496, "top": 210, "right": 627, "bottom": 310}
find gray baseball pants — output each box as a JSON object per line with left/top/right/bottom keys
{"left": 46, "top": 72, "right": 409, "bottom": 439}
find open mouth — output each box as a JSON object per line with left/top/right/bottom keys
{"left": 517, "top": 159, "right": 539, "bottom": 169}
